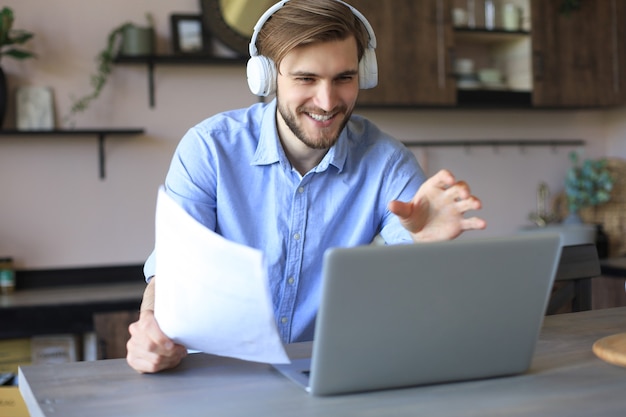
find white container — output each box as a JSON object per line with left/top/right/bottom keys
{"left": 502, "top": 3, "right": 522, "bottom": 31}
{"left": 452, "top": 8, "right": 468, "bottom": 27}
{"left": 455, "top": 58, "right": 475, "bottom": 75}
{"left": 478, "top": 68, "right": 502, "bottom": 84}
{"left": 484, "top": 0, "right": 496, "bottom": 30}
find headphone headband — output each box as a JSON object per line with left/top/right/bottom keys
{"left": 248, "top": 0, "right": 377, "bottom": 57}
{"left": 247, "top": 0, "right": 378, "bottom": 96}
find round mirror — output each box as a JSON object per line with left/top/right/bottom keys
{"left": 201, "top": 0, "right": 276, "bottom": 57}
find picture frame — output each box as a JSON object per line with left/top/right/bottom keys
{"left": 16, "top": 86, "right": 55, "bottom": 131}
{"left": 170, "top": 14, "right": 209, "bottom": 54}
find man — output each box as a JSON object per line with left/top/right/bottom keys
{"left": 127, "top": 0, "right": 486, "bottom": 373}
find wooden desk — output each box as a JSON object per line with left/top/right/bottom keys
{"left": 18, "top": 307, "right": 626, "bottom": 417}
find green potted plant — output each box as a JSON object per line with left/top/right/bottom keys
{"left": 64, "top": 14, "right": 154, "bottom": 126}
{"left": 564, "top": 151, "right": 614, "bottom": 223}
{"left": 0, "top": 6, "right": 36, "bottom": 127}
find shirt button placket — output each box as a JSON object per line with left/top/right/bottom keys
{"left": 279, "top": 181, "right": 307, "bottom": 342}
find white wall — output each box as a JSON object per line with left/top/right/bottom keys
{"left": 0, "top": 0, "right": 622, "bottom": 269}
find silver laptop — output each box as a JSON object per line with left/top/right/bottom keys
{"left": 273, "top": 233, "right": 562, "bottom": 396}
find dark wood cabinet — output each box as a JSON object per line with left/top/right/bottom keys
{"left": 349, "top": 0, "right": 625, "bottom": 109}
{"left": 351, "top": 0, "right": 456, "bottom": 107}
{"left": 531, "top": 0, "right": 625, "bottom": 107}
{"left": 352, "top": 0, "right": 531, "bottom": 108}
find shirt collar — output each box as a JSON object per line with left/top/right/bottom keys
{"left": 251, "top": 98, "right": 349, "bottom": 173}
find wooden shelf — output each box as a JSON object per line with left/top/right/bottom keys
{"left": 0, "top": 128, "right": 145, "bottom": 179}
{"left": 401, "top": 139, "right": 585, "bottom": 148}
{"left": 114, "top": 54, "right": 247, "bottom": 107}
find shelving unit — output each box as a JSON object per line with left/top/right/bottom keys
{"left": 114, "top": 54, "right": 247, "bottom": 107}
{"left": 0, "top": 128, "right": 145, "bottom": 179}
{"left": 453, "top": 27, "right": 533, "bottom": 106}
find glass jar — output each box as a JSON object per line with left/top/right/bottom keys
{"left": 484, "top": 0, "right": 496, "bottom": 30}
{"left": 0, "top": 257, "right": 15, "bottom": 295}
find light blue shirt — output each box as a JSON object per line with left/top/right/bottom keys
{"left": 145, "top": 99, "right": 425, "bottom": 343}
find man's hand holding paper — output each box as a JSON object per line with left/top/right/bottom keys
{"left": 153, "top": 187, "right": 290, "bottom": 365}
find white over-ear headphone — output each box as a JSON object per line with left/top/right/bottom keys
{"left": 247, "top": 0, "right": 378, "bottom": 96}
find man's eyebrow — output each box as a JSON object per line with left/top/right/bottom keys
{"left": 288, "top": 71, "right": 317, "bottom": 77}
{"left": 288, "top": 69, "right": 359, "bottom": 77}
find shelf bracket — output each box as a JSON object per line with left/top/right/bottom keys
{"left": 98, "top": 133, "right": 106, "bottom": 180}
{"left": 148, "top": 59, "right": 155, "bottom": 108}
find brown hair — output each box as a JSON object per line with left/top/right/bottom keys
{"left": 256, "top": 0, "right": 370, "bottom": 71}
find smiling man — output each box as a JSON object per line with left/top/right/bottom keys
{"left": 276, "top": 37, "right": 359, "bottom": 173}
{"left": 126, "top": 0, "right": 486, "bottom": 374}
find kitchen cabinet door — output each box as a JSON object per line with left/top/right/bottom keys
{"left": 532, "top": 0, "right": 625, "bottom": 107}
{"left": 351, "top": 0, "right": 456, "bottom": 106}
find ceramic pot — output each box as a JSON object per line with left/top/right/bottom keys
{"left": 121, "top": 25, "right": 155, "bottom": 56}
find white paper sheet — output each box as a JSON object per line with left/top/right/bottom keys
{"left": 153, "top": 186, "right": 290, "bottom": 364}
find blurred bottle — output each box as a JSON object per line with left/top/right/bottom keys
{"left": 484, "top": 0, "right": 496, "bottom": 30}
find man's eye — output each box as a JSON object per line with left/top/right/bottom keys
{"left": 297, "top": 77, "right": 315, "bottom": 83}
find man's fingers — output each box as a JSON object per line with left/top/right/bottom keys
{"left": 126, "top": 310, "right": 188, "bottom": 373}
{"left": 455, "top": 195, "right": 482, "bottom": 212}
{"left": 127, "top": 345, "right": 187, "bottom": 374}
{"left": 428, "top": 169, "right": 456, "bottom": 190}
{"left": 461, "top": 216, "right": 487, "bottom": 231}
{"left": 388, "top": 200, "right": 412, "bottom": 219}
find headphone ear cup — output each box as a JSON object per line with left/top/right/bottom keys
{"left": 247, "top": 55, "right": 277, "bottom": 96}
{"left": 359, "top": 48, "right": 378, "bottom": 89}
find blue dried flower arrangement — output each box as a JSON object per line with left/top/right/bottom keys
{"left": 565, "top": 151, "right": 614, "bottom": 214}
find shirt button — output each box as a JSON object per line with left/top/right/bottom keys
{"left": 293, "top": 233, "right": 301, "bottom": 240}
{"left": 298, "top": 186, "right": 305, "bottom": 194}
{"left": 288, "top": 277, "right": 295, "bottom": 285}
{"left": 281, "top": 317, "right": 288, "bottom": 324}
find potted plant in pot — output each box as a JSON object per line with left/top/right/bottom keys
{"left": 64, "top": 14, "right": 154, "bottom": 127}
{"left": 564, "top": 151, "right": 614, "bottom": 224}
{"left": 0, "top": 7, "right": 36, "bottom": 128}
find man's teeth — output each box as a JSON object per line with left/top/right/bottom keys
{"left": 309, "top": 113, "right": 333, "bottom": 121}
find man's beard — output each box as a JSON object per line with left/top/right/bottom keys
{"left": 278, "top": 101, "right": 352, "bottom": 150}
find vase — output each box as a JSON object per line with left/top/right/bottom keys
{"left": 0, "top": 66, "right": 6, "bottom": 128}
{"left": 562, "top": 211, "right": 583, "bottom": 225}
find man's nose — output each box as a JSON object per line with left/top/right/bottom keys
{"left": 313, "top": 81, "right": 337, "bottom": 112}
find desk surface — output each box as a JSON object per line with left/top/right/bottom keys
{"left": 19, "top": 307, "right": 626, "bottom": 417}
